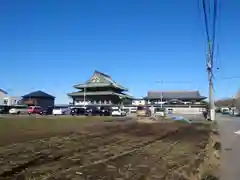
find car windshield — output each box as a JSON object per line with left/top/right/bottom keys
{"left": 54, "top": 106, "right": 68, "bottom": 110}
{"left": 13, "top": 106, "right": 28, "bottom": 109}
{"left": 155, "top": 108, "right": 165, "bottom": 112}
{"left": 137, "top": 106, "right": 147, "bottom": 110}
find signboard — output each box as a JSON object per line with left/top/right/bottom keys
{"left": 90, "top": 75, "right": 100, "bottom": 83}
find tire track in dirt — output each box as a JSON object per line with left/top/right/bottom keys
{"left": 0, "top": 122, "right": 200, "bottom": 180}
{"left": 0, "top": 122, "right": 139, "bottom": 179}
{"left": 50, "top": 128, "right": 183, "bottom": 180}
{"left": 57, "top": 125, "right": 209, "bottom": 180}
{"left": 0, "top": 122, "right": 178, "bottom": 179}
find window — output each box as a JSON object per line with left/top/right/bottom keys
{"left": 3, "top": 99, "right": 8, "bottom": 105}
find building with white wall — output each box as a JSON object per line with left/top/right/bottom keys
{"left": 0, "top": 89, "right": 22, "bottom": 106}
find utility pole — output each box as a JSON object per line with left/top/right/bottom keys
{"left": 207, "top": 41, "right": 215, "bottom": 121}
{"left": 83, "top": 85, "right": 86, "bottom": 108}
{"left": 156, "top": 81, "right": 163, "bottom": 108}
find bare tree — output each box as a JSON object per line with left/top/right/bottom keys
{"left": 215, "top": 98, "right": 234, "bottom": 107}
{"left": 234, "top": 89, "right": 240, "bottom": 110}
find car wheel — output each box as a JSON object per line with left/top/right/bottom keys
{"left": 17, "top": 111, "right": 20, "bottom": 115}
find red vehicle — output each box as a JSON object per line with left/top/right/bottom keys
{"left": 27, "top": 106, "right": 42, "bottom": 115}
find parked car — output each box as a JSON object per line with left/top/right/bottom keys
{"left": 71, "top": 107, "right": 86, "bottom": 116}
{"left": 99, "top": 106, "right": 111, "bottom": 116}
{"left": 136, "top": 105, "right": 151, "bottom": 117}
{"left": 0, "top": 108, "right": 3, "bottom": 114}
{"left": 40, "top": 106, "right": 53, "bottom": 115}
{"left": 53, "top": 106, "right": 71, "bottom": 115}
{"left": 9, "top": 105, "right": 28, "bottom": 115}
{"left": 27, "top": 106, "right": 42, "bottom": 115}
{"left": 111, "top": 107, "right": 126, "bottom": 116}
{"left": 85, "top": 106, "right": 101, "bottom": 116}
{"left": 155, "top": 107, "right": 166, "bottom": 116}
{"left": 130, "top": 107, "right": 137, "bottom": 113}
{"left": 221, "top": 109, "right": 230, "bottom": 115}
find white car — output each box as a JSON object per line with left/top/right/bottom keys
{"left": 111, "top": 107, "right": 127, "bottom": 116}
{"left": 52, "top": 106, "right": 71, "bottom": 115}
{"left": 9, "top": 105, "right": 28, "bottom": 114}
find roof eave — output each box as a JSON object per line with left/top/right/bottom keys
{"left": 144, "top": 96, "right": 206, "bottom": 100}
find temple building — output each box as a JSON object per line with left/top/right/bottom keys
{"left": 68, "top": 70, "right": 134, "bottom": 106}
{"left": 144, "top": 90, "right": 206, "bottom": 105}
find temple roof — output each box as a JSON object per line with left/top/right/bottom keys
{"left": 22, "top": 90, "right": 55, "bottom": 99}
{"left": 74, "top": 70, "right": 127, "bottom": 90}
{"left": 145, "top": 90, "right": 206, "bottom": 100}
{"left": 68, "top": 91, "right": 134, "bottom": 99}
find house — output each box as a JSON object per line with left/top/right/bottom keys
{"left": 22, "top": 90, "right": 55, "bottom": 108}
{"left": 68, "top": 70, "right": 134, "bottom": 106}
{"left": 0, "top": 89, "right": 22, "bottom": 106}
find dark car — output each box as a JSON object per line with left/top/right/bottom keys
{"left": 0, "top": 106, "right": 10, "bottom": 114}
{"left": 0, "top": 108, "right": 3, "bottom": 114}
{"left": 40, "top": 106, "right": 53, "bottom": 115}
{"left": 71, "top": 107, "right": 86, "bottom": 116}
{"left": 85, "top": 106, "right": 101, "bottom": 116}
{"left": 100, "top": 106, "right": 111, "bottom": 116}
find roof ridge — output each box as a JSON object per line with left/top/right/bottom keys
{"left": 0, "top": 89, "right": 8, "bottom": 94}
{"left": 95, "top": 70, "right": 111, "bottom": 78}
{"left": 149, "top": 90, "right": 198, "bottom": 93}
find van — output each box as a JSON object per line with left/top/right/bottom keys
{"left": 136, "top": 106, "right": 151, "bottom": 117}
{"left": 9, "top": 105, "right": 28, "bottom": 114}
{"left": 53, "top": 106, "right": 70, "bottom": 115}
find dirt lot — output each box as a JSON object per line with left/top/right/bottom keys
{"left": 0, "top": 117, "right": 212, "bottom": 180}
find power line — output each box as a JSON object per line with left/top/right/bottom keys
{"left": 202, "top": 0, "right": 211, "bottom": 42}
{"left": 201, "top": 0, "right": 219, "bottom": 121}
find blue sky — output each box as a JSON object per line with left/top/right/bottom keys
{"left": 0, "top": 0, "right": 240, "bottom": 103}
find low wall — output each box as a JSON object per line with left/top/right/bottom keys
{"left": 166, "top": 107, "right": 205, "bottom": 115}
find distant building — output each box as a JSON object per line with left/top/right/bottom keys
{"left": 144, "top": 90, "right": 206, "bottom": 105}
{"left": 144, "top": 90, "right": 207, "bottom": 115}
{"left": 68, "top": 70, "right": 134, "bottom": 106}
{"left": 22, "top": 90, "right": 55, "bottom": 108}
{"left": 132, "top": 99, "right": 146, "bottom": 106}
{"left": 0, "top": 89, "right": 22, "bottom": 106}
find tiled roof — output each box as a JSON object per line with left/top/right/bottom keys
{"left": 146, "top": 90, "right": 206, "bottom": 100}
{"left": 68, "top": 91, "right": 134, "bottom": 99}
{"left": 0, "top": 89, "right": 8, "bottom": 95}
{"left": 22, "top": 90, "right": 55, "bottom": 99}
{"left": 74, "top": 70, "right": 127, "bottom": 91}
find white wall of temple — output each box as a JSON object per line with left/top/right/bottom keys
{"left": 165, "top": 107, "right": 206, "bottom": 115}
{"left": 74, "top": 100, "right": 113, "bottom": 105}
{"left": 147, "top": 100, "right": 199, "bottom": 105}
{"left": 132, "top": 100, "right": 146, "bottom": 106}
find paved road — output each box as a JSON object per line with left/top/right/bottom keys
{"left": 216, "top": 114, "right": 240, "bottom": 180}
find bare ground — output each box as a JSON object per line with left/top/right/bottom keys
{"left": 0, "top": 117, "right": 212, "bottom": 180}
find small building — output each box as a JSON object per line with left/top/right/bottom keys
{"left": 22, "top": 90, "right": 55, "bottom": 108}
{"left": 0, "top": 89, "right": 22, "bottom": 106}
{"left": 68, "top": 70, "right": 134, "bottom": 106}
{"left": 132, "top": 99, "right": 146, "bottom": 106}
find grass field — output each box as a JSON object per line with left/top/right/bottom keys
{"left": 0, "top": 116, "right": 216, "bottom": 180}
